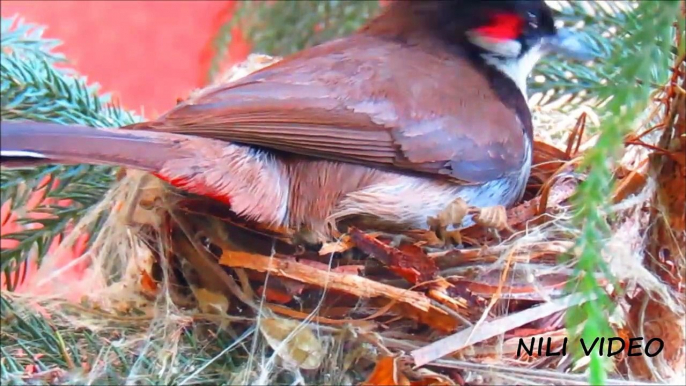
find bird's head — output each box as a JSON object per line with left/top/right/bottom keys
{"left": 460, "top": 0, "right": 597, "bottom": 93}
{"left": 387, "top": 0, "right": 598, "bottom": 95}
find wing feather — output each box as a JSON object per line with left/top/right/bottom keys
{"left": 131, "top": 34, "right": 529, "bottom": 183}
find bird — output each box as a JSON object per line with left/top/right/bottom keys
{"left": 1, "top": 0, "right": 596, "bottom": 243}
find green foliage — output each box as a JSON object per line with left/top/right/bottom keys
{"left": 534, "top": 1, "right": 632, "bottom": 108}
{"left": 208, "top": 0, "right": 380, "bottom": 84}
{"left": 0, "top": 296, "right": 247, "bottom": 384}
{"left": 564, "top": 1, "right": 681, "bottom": 384}
{"left": 0, "top": 16, "right": 141, "bottom": 290}
{"left": 0, "top": 17, "right": 64, "bottom": 63}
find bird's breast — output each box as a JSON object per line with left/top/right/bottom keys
{"left": 280, "top": 149, "right": 530, "bottom": 238}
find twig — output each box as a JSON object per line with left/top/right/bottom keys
{"left": 266, "top": 303, "right": 376, "bottom": 327}
{"left": 410, "top": 292, "right": 596, "bottom": 368}
{"left": 218, "top": 251, "right": 461, "bottom": 333}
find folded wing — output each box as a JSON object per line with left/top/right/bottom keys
{"left": 131, "top": 34, "right": 529, "bottom": 183}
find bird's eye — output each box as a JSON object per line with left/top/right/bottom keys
{"left": 527, "top": 12, "right": 538, "bottom": 29}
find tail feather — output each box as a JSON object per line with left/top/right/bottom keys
{"left": 0, "top": 120, "right": 193, "bottom": 170}
{"left": 0, "top": 150, "right": 50, "bottom": 168}
{"left": 1, "top": 120, "right": 293, "bottom": 225}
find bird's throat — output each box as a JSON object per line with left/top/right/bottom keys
{"left": 480, "top": 45, "right": 544, "bottom": 99}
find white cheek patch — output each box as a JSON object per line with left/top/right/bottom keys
{"left": 466, "top": 31, "right": 523, "bottom": 58}
{"left": 482, "top": 44, "right": 544, "bottom": 98}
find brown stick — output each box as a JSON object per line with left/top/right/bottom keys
{"left": 218, "top": 251, "right": 461, "bottom": 332}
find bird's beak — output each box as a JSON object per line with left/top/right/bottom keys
{"left": 542, "top": 28, "right": 599, "bottom": 62}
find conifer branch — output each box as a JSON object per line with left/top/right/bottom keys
{"left": 564, "top": 1, "right": 681, "bottom": 384}
{"left": 0, "top": 16, "right": 142, "bottom": 290}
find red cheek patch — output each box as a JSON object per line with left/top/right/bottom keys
{"left": 474, "top": 13, "right": 524, "bottom": 41}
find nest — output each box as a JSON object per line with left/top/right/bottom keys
{"left": 3, "top": 54, "right": 684, "bottom": 385}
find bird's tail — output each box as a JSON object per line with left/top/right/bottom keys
{"left": 0, "top": 120, "right": 194, "bottom": 171}
{"left": 0, "top": 120, "right": 288, "bottom": 224}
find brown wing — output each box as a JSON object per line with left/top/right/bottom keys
{"left": 135, "top": 34, "right": 529, "bottom": 183}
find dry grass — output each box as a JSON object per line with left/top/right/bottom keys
{"left": 2, "top": 54, "right": 684, "bottom": 386}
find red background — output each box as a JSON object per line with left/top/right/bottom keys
{"left": 1, "top": 0, "right": 251, "bottom": 117}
